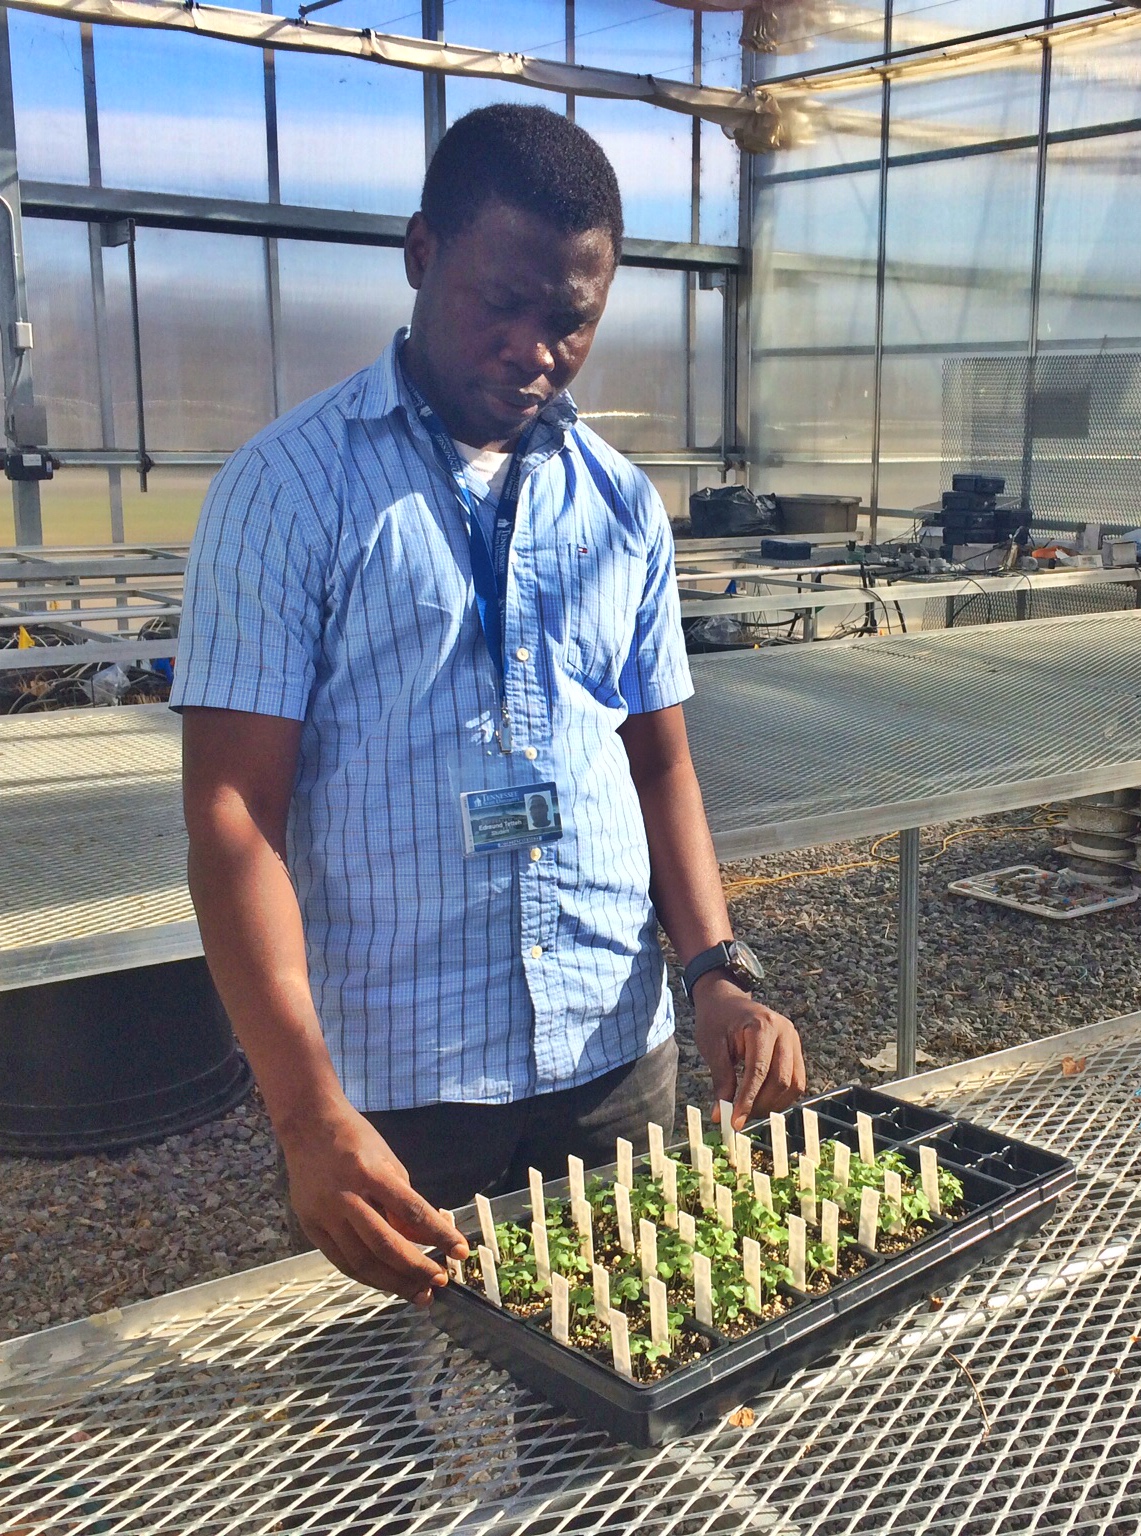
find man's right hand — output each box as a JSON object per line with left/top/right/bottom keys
{"left": 280, "top": 1102, "right": 469, "bottom": 1305}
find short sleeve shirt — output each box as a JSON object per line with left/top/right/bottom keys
{"left": 171, "top": 331, "right": 694, "bottom": 1111}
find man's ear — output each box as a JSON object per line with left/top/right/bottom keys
{"left": 404, "top": 212, "right": 436, "bottom": 291}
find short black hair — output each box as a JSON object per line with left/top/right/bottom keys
{"left": 421, "top": 104, "right": 623, "bottom": 259}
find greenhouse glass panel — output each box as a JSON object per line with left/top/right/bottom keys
{"left": 891, "top": 2, "right": 1046, "bottom": 45}
{"left": 694, "top": 283, "right": 724, "bottom": 450}
{"left": 751, "top": 2, "right": 883, "bottom": 78}
{"left": 122, "top": 467, "right": 217, "bottom": 545}
{"left": 572, "top": 267, "right": 686, "bottom": 452}
{"left": 887, "top": 61, "right": 1041, "bottom": 150}
{"left": 1038, "top": 133, "right": 1141, "bottom": 346}
{"left": 754, "top": 170, "right": 879, "bottom": 351}
{"left": 1048, "top": 29, "right": 1141, "bottom": 134}
{"left": 573, "top": 1, "right": 693, "bottom": 80}
{"left": 700, "top": 120, "right": 740, "bottom": 247}
{"left": 103, "top": 229, "right": 274, "bottom": 452}
{"left": 882, "top": 150, "right": 1037, "bottom": 348}
{"left": 770, "top": 85, "right": 885, "bottom": 176}
{"left": 445, "top": 78, "right": 549, "bottom": 125}
{"left": 444, "top": 0, "right": 566, "bottom": 56}
{"left": 32, "top": 469, "right": 113, "bottom": 547}
{"left": 20, "top": 219, "right": 102, "bottom": 450}
{"left": 275, "top": 52, "right": 424, "bottom": 215}
{"left": 93, "top": 29, "right": 268, "bottom": 200}
{"left": 276, "top": 242, "right": 411, "bottom": 413}
{"left": 751, "top": 354, "right": 875, "bottom": 509}
{"left": 7, "top": 11, "right": 88, "bottom": 184}
{"left": 575, "top": 98, "right": 692, "bottom": 242}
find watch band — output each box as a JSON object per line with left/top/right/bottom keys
{"left": 681, "top": 941, "right": 736, "bottom": 1001}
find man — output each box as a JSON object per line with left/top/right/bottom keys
{"left": 175, "top": 105, "right": 805, "bottom": 1308}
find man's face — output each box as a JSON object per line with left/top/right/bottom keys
{"left": 403, "top": 198, "right": 616, "bottom": 449}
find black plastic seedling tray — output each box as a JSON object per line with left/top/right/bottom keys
{"left": 430, "top": 1086, "right": 1074, "bottom": 1447}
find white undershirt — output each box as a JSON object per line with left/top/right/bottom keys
{"left": 455, "top": 439, "right": 512, "bottom": 501}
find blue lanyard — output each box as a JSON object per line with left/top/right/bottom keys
{"left": 401, "top": 358, "right": 529, "bottom": 753}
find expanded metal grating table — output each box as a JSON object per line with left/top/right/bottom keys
{"left": 3, "top": 1012, "right": 1140, "bottom": 1534}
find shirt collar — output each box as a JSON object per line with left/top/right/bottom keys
{"left": 346, "top": 326, "right": 579, "bottom": 439}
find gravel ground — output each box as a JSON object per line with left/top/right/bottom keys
{"left": 2, "top": 810, "right": 1138, "bottom": 1342}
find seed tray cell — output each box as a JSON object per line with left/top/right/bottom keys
{"left": 431, "top": 1086, "right": 1074, "bottom": 1446}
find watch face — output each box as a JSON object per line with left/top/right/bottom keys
{"left": 728, "top": 940, "right": 765, "bottom": 985}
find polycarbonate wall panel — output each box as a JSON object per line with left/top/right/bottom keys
{"left": 891, "top": 2, "right": 1046, "bottom": 44}
{"left": 1048, "top": 30, "right": 1141, "bottom": 134}
{"left": 888, "top": 63, "right": 1041, "bottom": 151}
{"left": 275, "top": 54, "right": 424, "bottom": 215}
{"left": 753, "top": 2, "right": 884, "bottom": 76}
{"left": 276, "top": 242, "right": 411, "bottom": 412}
{"left": 694, "top": 284, "right": 724, "bottom": 449}
{"left": 573, "top": 1, "right": 693, "bottom": 80}
{"left": 444, "top": 0, "right": 566, "bottom": 56}
{"left": 575, "top": 98, "right": 693, "bottom": 242}
{"left": 754, "top": 171, "right": 880, "bottom": 351}
{"left": 104, "top": 229, "right": 274, "bottom": 451}
{"left": 1038, "top": 133, "right": 1141, "bottom": 346}
{"left": 93, "top": 29, "right": 268, "bottom": 200}
{"left": 7, "top": 12, "right": 88, "bottom": 184}
{"left": 882, "top": 151, "right": 1037, "bottom": 347}
{"left": 752, "top": 353, "right": 874, "bottom": 505}
{"left": 572, "top": 267, "right": 686, "bottom": 452}
{"left": 20, "top": 219, "right": 102, "bottom": 449}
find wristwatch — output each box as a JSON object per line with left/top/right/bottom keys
{"left": 681, "top": 939, "right": 765, "bottom": 1001}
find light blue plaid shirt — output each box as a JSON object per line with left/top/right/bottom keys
{"left": 172, "top": 331, "right": 693, "bottom": 1111}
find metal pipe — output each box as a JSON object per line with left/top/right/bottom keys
{"left": 1021, "top": 2, "right": 1055, "bottom": 515}
{"left": 867, "top": 1, "right": 893, "bottom": 548}
{"left": 124, "top": 220, "right": 148, "bottom": 492}
{"left": 897, "top": 825, "right": 921, "bottom": 1078}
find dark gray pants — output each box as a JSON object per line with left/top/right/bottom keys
{"left": 364, "top": 1035, "right": 679, "bottom": 1209}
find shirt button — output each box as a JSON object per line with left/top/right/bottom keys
{"left": 515, "top": 646, "right": 530, "bottom": 662}
{"left": 529, "top": 847, "right": 542, "bottom": 862}
{"left": 523, "top": 746, "right": 538, "bottom": 761}
{"left": 530, "top": 944, "right": 543, "bottom": 959}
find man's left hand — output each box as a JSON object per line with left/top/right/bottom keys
{"left": 692, "top": 974, "right": 806, "bottom": 1128}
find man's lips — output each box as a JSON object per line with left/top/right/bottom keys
{"left": 482, "top": 384, "right": 548, "bottom": 413}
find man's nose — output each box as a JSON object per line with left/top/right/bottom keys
{"left": 501, "top": 322, "right": 556, "bottom": 377}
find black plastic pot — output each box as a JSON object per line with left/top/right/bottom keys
{"left": 0, "top": 956, "right": 250, "bottom": 1155}
{"left": 431, "top": 1087, "right": 1074, "bottom": 1446}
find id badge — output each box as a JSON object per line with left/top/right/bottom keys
{"left": 460, "top": 780, "right": 563, "bottom": 856}
{"left": 449, "top": 725, "right": 567, "bottom": 859}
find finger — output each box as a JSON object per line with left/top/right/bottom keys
{"left": 344, "top": 1194, "right": 450, "bottom": 1292}
{"left": 327, "top": 1215, "right": 436, "bottom": 1304}
{"left": 702, "top": 1034, "right": 738, "bottom": 1123}
{"left": 733, "top": 1021, "right": 775, "bottom": 1128}
{"left": 762, "top": 1030, "right": 802, "bottom": 1113}
{"left": 367, "top": 1170, "right": 469, "bottom": 1259}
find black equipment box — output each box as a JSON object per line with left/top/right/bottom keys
{"left": 951, "top": 473, "right": 1006, "bottom": 496}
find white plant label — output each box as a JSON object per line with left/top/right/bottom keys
{"left": 639, "top": 1218, "right": 658, "bottom": 1283}
{"left": 883, "top": 1168, "right": 904, "bottom": 1232}
{"left": 532, "top": 1219, "right": 551, "bottom": 1290}
{"left": 572, "top": 1196, "right": 594, "bottom": 1266}
{"left": 692, "top": 1251, "right": 713, "bottom": 1327}
{"left": 788, "top": 1214, "right": 807, "bottom": 1291}
{"left": 753, "top": 1169, "right": 774, "bottom": 1213}
{"left": 527, "top": 1167, "right": 545, "bottom": 1230}
{"left": 769, "top": 1112, "right": 789, "bottom": 1178}
{"left": 687, "top": 1104, "right": 704, "bottom": 1167}
{"left": 440, "top": 1209, "right": 463, "bottom": 1283}
{"left": 475, "top": 1194, "right": 500, "bottom": 1262}
{"left": 698, "top": 1144, "right": 716, "bottom": 1211}
{"left": 662, "top": 1156, "right": 679, "bottom": 1227}
{"left": 920, "top": 1144, "right": 941, "bottom": 1215}
{"left": 715, "top": 1182, "right": 734, "bottom": 1231}
{"left": 857, "top": 1112, "right": 875, "bottom": 1166}
{"left": 859, "top": 1185, "right": 880, "bottom": 1251}
{"left": 735, "top": 1133, "right": 753, "bottom": 1190}
{"left": 800, "top": 1189, "right": 817, "bottom": 1227}
{"left": 742, "top": 1236, "right": 762, "bottom": 1313}
{"left": 478, "top": 1244, "right": 501, "bottom": 1308}
{"left": 551, "top": 1273, "right": 570, "bottom": 1344}
{"left": 821, "top": 1199, "right": 840, "bottom": 1273}
{"left": 719, "top": 1099, "right": 736, "bottom": 1159}
{"left": 798, "top": 1154, "right": 817, "bottom": 1193}
{"left": 608, "top": 1308, "right": 632, "bottom": 1379}
{"left": 615, "top": 1181, "right": 636, "bottom": 1253}
{"left": 833, "top": 1141, "right": 851, "bottom": 1187}
{"left": 616, "top": 1136, "right": 634, "bottom": 1191}
{"left": 802, "top": 1107, "right": 821, "bottom": 1165}
{"left": 648, "top": 1275, "right": 669, "bottom": 1350}
{"left": 567, "top": 1154, "right": 586, "bottom": 1209}
{"left": 648, "top": 1121, "right": 665, "bottom": 1179}
{"left": 678, "top": 1210, "right": 697, "bottom": 1247}
{"left": 592, "top": 1262, "right": 611, "bottom": 1318}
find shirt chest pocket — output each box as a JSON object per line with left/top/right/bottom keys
{"left": 559, "top": 542, "right": 647, "bottom": 705}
